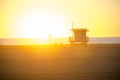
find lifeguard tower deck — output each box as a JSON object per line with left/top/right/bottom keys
{"left": 69, "top": 28, "right": 89, "bottom": 44}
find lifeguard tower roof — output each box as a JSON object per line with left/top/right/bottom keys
{"left": 71, "top": 28, "right": 88, "bottom": 31}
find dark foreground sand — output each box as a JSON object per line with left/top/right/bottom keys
{"left": 0, "top": 44, "right": 120, "bottom": 80}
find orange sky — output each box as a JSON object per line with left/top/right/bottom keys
{"left": 0, "top": 0, "right": 120, "bottom": 38}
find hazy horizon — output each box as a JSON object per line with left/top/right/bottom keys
{"left": 0, "top": 37, "right": 120, "bottom": 45}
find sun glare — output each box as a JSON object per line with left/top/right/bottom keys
{"left": 17, "top": 11, "right": 68, "bottom": 39}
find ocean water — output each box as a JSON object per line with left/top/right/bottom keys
{"left": 88, "top": 37, "right": 120, "bottom": 44}
{"left": 0, "top": 37, "right": 120, "bottom": 45}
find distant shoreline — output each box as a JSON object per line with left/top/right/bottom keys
{"left": 0, "top": 37, "right": 120, "bottom": 45}
{"left": 1, "top": 44, "right": 120, "bottom": 46}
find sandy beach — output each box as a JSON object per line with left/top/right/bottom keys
{"left": 0, "top": 44, "right": 120, "bottom": 80}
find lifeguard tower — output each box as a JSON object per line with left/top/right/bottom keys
{"left": 69, "top": 28, "right": 89, "bottom": 45}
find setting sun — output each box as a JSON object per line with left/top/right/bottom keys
{"left": 0, "top": 0, "right": 120, "bottom": 40}
{"left": 15, "top": 10, "right": 69, "bottom": 39}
